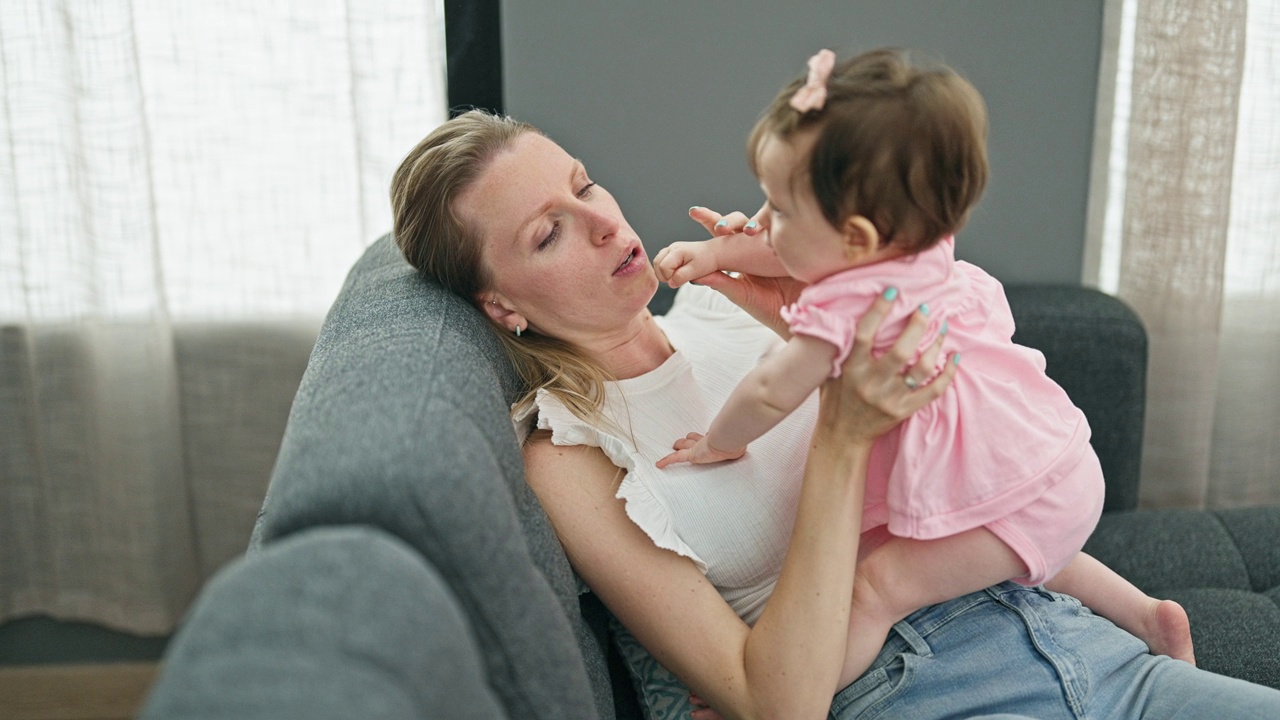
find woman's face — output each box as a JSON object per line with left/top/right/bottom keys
{"left": 456, "top": 133, "right": 656, "bottom": 343}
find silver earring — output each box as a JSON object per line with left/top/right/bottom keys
{"left": 515, "top": 325, "right": 522, "bottom": 337}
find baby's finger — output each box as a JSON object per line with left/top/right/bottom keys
{"left": 655, "top": 449, "right": 690, "bottom": 469}
{"left": 668, "top": 263, "right": 711, "bottom": 288}
{"left": 743, "top": 205, "right": 767, "bottom": 236}
{"left": 653, "top": 245, "right": 671, "bottom": 267}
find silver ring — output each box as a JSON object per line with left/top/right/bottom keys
{"left": 903, "top": 375, "right": 919, "bottom": 390}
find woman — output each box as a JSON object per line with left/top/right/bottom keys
{"left": 390, "top": 110, "right": 1280, "bottom": 719}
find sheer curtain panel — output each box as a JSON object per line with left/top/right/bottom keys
{"left": 1089, "top": 0, "right": 1280, "bottom": 508}
{"left": 0, "top": 0, "right": 446, "bottom": 633}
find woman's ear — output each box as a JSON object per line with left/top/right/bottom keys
{"left": 841, "top": 215, "right": 883, "bottom": 263}
{"left": 479, "top": 295, "right": 528, "bottom": 334}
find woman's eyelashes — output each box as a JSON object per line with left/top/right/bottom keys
{"left": 537, "top": 221, "right": 560, "bottom": 251}
{"left": 535, "top": 182, "right": 598, "bottom": 251}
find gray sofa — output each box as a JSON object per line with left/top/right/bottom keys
{"left": 141, "top": 234, "right": 1280, "bottom": 719}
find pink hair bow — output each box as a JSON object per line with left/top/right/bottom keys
{"left": 789, "top": 49, "right": 836, "bottom": 112}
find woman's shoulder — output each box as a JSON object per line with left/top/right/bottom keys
{"left": 523, "top": 427, "right": 621, "bottom": 486}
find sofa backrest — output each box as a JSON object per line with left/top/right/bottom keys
{"left": 1004, "top": 284, "right": 1148, "bottom": 512}
{"left": 253, "top": 234, "right": 612, "bottom": 720}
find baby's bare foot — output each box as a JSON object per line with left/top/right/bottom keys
{"left": 1143, "top": 599, "right": 1196, "bottom": 665}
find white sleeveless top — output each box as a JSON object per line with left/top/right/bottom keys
{"left": 531, "top": 285, "right": 819, "bottom": 625}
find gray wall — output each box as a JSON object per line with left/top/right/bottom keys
{"left": 503, "top": 0, "right": 1104, "bottom": 285}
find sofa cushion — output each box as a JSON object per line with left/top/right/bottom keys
{"left": 1086, "top": 506, "right": 1280, "bottom": 689}
{"left": 141, "top": 527, "right": 507, "bottom": 719}
{"left": 254, "top": 235, "right": 610, "bottom": 720}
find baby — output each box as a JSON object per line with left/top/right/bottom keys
{"left": 654, "top": 47, "right": 1194, "bottom": 684}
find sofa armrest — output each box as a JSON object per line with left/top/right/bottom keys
{"left": 141, "top": 527, "right": 508, "bottom": 720}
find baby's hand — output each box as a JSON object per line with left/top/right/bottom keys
{"left": 655, "top": 432, "right": 746, "bottom": 468}
{"left": 653, "top": 241, "right": 720, "bottom": 288}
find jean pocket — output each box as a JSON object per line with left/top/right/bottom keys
{"left": 829, "top": 652, "right": 919, "bottom": 720}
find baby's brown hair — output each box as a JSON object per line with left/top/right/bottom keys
{"left": 748, "top": 48, "right": 989, "bottom": 252}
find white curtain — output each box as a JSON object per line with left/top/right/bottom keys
{"left": 0, "top": 0, "right": 445, "bottom": 634}
{"left": 1088, "top": 0, "right": 1280, "bottom": 508}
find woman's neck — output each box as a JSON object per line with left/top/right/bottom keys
{"left": 581, "top": 310, "right": 673, "bottom": 381}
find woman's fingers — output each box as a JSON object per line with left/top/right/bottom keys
{"left": 688, "top": 206, "right": 750, "bottom": 236}
{"left": 903, "top": 321, "right": 947, "bottom": 389}
{"left": 743, "top": 202, "right": 768, "bottom": 237}
{"left": 712, "top": 211, "right": 751, "bottom": 235}
{"left": 902, "top": 353, "right": 960, "bottom": 410}
{"left": 886, "top": 304, "right": 931, "bottom": 368}
{"left": 850, "top": 287, "right": 898, "bottom": 361}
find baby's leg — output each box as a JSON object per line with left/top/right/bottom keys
{"left": 839, "top": 528, "right": 1026, "bottom": 688}
{"left": 1044, "top": 552, "right": 1195, "bottom": 664}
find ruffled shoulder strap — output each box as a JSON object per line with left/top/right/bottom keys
{"left": 531, "top": 388, "right": 709, "bottom": 573}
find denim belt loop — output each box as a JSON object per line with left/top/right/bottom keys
{"left": 889, "top": 618, "right": 932, "bottom": 657}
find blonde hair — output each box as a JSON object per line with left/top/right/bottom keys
{"left": 390, "top": 110, "right": 614, "bottom": 423}
{"left": 747, "top": 48, "right": 989, "bottom": 253}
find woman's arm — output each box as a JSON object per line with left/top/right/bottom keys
{"left": 526, "top": 298, "right": 956, "bottom": 720}
{"left": 527, "top": 421, "right": 865, "bottom": 720}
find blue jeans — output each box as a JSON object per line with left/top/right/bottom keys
{"left": 832, "top": 582, "right": 1280, "bottom": 719}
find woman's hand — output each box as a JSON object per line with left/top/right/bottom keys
{"left": 819, "top": 289, "right": 959, "bottom": 444}
{"left": 684, "top": 206, "right": 806, "bottom": 337}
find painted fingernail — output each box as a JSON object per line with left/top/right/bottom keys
{"left": 918, "top": 303, "right": 930, "bottom": 316}
{"left": 715, "top": 219, "right": 728, "bottom": 228}
{"left": 953, "top": 353, "right": 961, "bottom": 366}
{"left": 745, "top": 220, "right": 758, "bottom": 230}
{"left": 940, "top": 321, "right": 949, "bottom": 335}
{"left": 883, "top": 287, "right": 898, "bottom": 301}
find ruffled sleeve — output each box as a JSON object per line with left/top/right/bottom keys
{"left": 781, "top": 301, "right": 854, "bottom": 377}
{"left": 532, "top": 388, "right": 710, "bottom": 574}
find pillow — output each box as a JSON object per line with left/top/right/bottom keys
{"left": 609, "top": 615, "right": 698, "bottom": 720}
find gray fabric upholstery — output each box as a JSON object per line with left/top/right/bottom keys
{"left": 140, "top": 527, "right": 507, "bottom": 720}
{"left": 1085, "top": 508, "right": 1280, "bottom": 687}
{"left": 251, "top": 236, "right": 610, "bottom": 720}
{"left": 1004, "top": 284, "right": 1147, "bottom": 512}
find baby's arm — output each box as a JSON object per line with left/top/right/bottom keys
{"left": 1045, "top": 552, "right": 1195, "bottom": 664}
{"left": 656, "top": 334, "right": 836, "bottom": 468}
{"left": 654, "top": 231, "right": 788, "bottom": 288}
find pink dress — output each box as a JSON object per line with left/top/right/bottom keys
{"left": 780, "top": 236, "right": 1104, "bottom": 584}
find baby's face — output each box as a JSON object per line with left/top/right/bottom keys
{"left": 753, "top": 131, "right": 853, "bottom": 284}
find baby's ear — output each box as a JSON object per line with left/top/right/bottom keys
{"left": 841, "top": 215, "right": 883, "bottom": 260}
